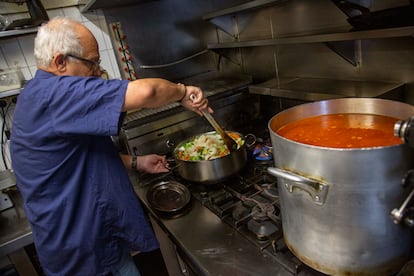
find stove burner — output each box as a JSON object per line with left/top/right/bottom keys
{"left": 209, "top": 190, "right": 233, "bottom": 205}
{"left": 247, "top": 218, "right": 278, "bottom": 241}
{"left": 253, "top": 144, "right": 273, "bottom": 161}
{"left": 252, "top": 204, "right": 275, "bottom": 220}
{"left": 232, "top": 204, "right": 251, "bottom": 221}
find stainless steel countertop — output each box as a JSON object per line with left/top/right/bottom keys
{"left": 1, "top": 174, "right": 293, "bottom": 275}
{"left": 0, "top": 189, "right": 33, "bottom": 257}
{"left": 130, "top": 172, "right": 293, "bottom": 276}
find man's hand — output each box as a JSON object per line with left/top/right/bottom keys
{"left": 180, "top": 85, "right": 213, "bottom": 116}
{"left": 137, "top": 154, "right": 169, "bottom": 174}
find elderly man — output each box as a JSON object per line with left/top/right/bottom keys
{"left": 10, "top": 16, "right": 211, "bottom": 275}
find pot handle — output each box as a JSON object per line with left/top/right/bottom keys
{"left": 267, "top": 167, "right": 329, "bottom": 205}
{"left": 390, "top": 169, "right": 414, "bottom": 227}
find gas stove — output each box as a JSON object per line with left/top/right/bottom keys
{"left": 135, "top": 139, "right": 411, "bottom": 276}
{"left": 186, "top": 160, "right": 281, "bottom": 250}
{"left": 136, "top": 152, "right": 327, "bottom": 276}
{"left": 120, "top": 72, "right": 327, "bottom": 275}
{"left": 121, "top": 72, "right": 412, "bottom": 275}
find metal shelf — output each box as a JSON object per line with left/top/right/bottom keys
{"left": 248, "top": 77, "right": 405, "bottom": 101}
{"left": 202, "top": 0, "right": 287, "bottom": 20}
{"left": 0, "top": 88, "right": 21, "bottom": 99}
{"left": 208, "top": 26, "right": 414, "bottom": 49}
{"left": 0, "top": 27, "right": 38, "bottom": 39}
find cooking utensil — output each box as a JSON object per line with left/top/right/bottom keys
{"left": 190, "top": 94, "right": 237, "bottom": 152}
{"left": 146, "top": 181, "right": 191, "bottom": 213}
{"left": 173, "top": 131, "right": 255, "bottom": 184}
{"left": 267, "top": 98, "right": 414, "bottom": 275}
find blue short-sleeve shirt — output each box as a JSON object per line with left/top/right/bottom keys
{"left": 10, "top": 70, "right": 159, "bottom": 275}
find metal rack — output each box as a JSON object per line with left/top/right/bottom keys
{"left": 202, "top": 1, "right": 413, "bottom": 101}
{"left": 0, "top": 89, "right": 20, "bottom": 99}
{"left": 248, "top": 77, "right": 405, "bottom": 101}
{"left": 0, "top": 27, "right": 38, "bottom": 39}
{"left": 207, "top": 26, "right": 414, "bottom": 48}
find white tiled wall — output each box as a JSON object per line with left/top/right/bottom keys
{"left": 0, "top": 5, "right": 121, "bottom": 171}
{"left": 0, "top": 6, "right": 121, "bottom": 80}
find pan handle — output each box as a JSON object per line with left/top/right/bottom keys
{"left": 267, "top": 167, "right": 329, "bottom": 205}
{"left": 165, "top": 158, "right": 182, "bottom": 171}
{"left": 244, "top": 133, "right": 257, "bottom": 148}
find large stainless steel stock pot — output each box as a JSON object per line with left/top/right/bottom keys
{"left": 267, "top": 98, "right": 414, "bottom": 275}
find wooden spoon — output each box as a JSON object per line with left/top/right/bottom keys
{"left": 190, "top": 94, "right": 238, "bottom": 152}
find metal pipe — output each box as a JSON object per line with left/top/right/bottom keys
{"left": 139, "top": 49, "right": 209, "bottom": 69}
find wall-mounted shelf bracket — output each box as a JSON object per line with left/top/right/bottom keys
{"left": 209, "top": 16, "right": 238, "bottom": 38}
{"left": 210, "top": 49, "right": 242, "bottom": 70}
{"left": 203, "top": 0, "right": 288, "bottom": 38}
{"left": 325, "top": 40, "right": 361, "bottom": 67}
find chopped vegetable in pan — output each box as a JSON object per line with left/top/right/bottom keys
{"left": 176, "top": 132, "right": 244, "bottom": 161}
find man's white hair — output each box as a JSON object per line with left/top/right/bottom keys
{"left": 34, "top": 17, "right": 84, "bottom": 67}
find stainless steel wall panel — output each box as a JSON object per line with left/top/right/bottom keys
{"left": 101, "top": 0, "right": 414, "bottom": 103}
{"left": 103, "top": 0, "right": 247, "bottom": 80}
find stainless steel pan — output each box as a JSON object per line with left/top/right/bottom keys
{"left": 172, "top": 131, "right": 254, "bottom": 184}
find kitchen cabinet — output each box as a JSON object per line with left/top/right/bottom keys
{"left": 203, "top": 1, "right": 414, "bottom": 101}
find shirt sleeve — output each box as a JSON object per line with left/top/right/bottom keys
{"left": 49, "top": 76, "right": 129, "bottom": 136}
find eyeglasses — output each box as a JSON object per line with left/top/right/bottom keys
{"left": 66, "top": 54, "right": 101, "bottom": 71}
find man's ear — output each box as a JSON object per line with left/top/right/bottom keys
{"left": 53, "top": 53, "right": 67, "bottom": 72}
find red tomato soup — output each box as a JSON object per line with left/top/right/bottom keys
{"left": 276, "top": 113, "right": 403, "bottom": 148}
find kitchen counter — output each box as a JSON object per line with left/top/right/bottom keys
{"left": 130, "top": 172, "right": 295, "bottom": 276}
{"left": 0, "top": 189, "right": 33, "bottom": 257}
{"left": 1, "top": 172, "right": 293, "bottom": 275}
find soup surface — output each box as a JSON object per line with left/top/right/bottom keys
{"left": 276, "top": 113, "right": 402, "bottom": 148}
